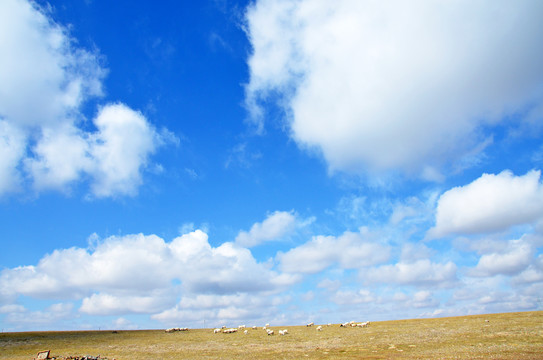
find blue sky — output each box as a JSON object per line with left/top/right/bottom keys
{"left": 1, "top": 0, "right": 543, "bottom": 331}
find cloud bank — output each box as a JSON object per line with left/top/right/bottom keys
{"left": 244, "top": 0, "right": 543, "bottom": 176}
{"left": 429, "top": 170, "right": 543, "bottom": 238}
{"left": 0, "top": 230, "right": 298, "bottom": 319}
{"left": 0, "top": 0, "right": 172, "bottom": 198}
{"left": 235, "top": 210, "right": 297, "bottom": 247}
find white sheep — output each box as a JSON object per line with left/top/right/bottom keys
{"left": 213, "top": 328, "right": 221, "bottom": 334}
{"left": 266, "top": 329, "right": 274, "bottom": 335}
{"left": 282, "top": 329, "right": 288, "bottom": 334}
{"left": 252, "top": 326, "right": 257, "bottom": 330}
{"left": 316, "top": 325, "right": 323, "bottom": 331}
{"left": 244, "top": 329, "right": 249, "bottom": 334}
{"left": 238, "top": 325, "right": 246, "bottom": 329}
{"left": 306, "top": 322, "right": 314, "bottom": 327}
{"left": 265, "top": 323, "right": 270, "bottom": 327}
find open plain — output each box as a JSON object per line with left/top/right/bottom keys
{"left": 1, "top": 311, "right": 542, "bottom": 359}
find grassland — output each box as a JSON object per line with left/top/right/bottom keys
{"left": 1, "top": 311, "right": 542, "bottom": 359}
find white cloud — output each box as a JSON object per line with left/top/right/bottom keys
{"left": 514, "top": 254, "right": 543, "bottom": 284}
{"left": 470, "top": 239, "right": 534, "bottom": 277}
{"left": 169, "top": 231, "right": 299, "bottom": 294}
{"left": 330, "top": 289, "right": 375, "bottom": 306}
{"left": 0, "top": 230, "right": 297, "bottom": 317}
{"left": 412, "top": 291, "right": 438, "bottom": 309}
{"left": 88, "top": 103, "right": 163, "bottom": 198}
{"left": 23, "top": 103, "right": 166, "bottom": 197}
{"left": 429, "top": 170, "right": 543, "bottom": 238}
{"left": 0, "top": 0, "right": 104, "bottom": 128}
{"left": 235, "top": 210, "right": 297, "bottom": 247}
{"left": 0, "top": 302, "right": 74, "bottom": 330}
{"left": 0, "top": 0, "right": 172, "bottom": 198}
{"left": 80, "top": 291, "right": 175, "bottom": 316}
{"left": 24, "top": 123, "right": 91, "bottom": 192}
{"left": 277, "top": 228, "right": 390, "bottom": 274}
{"left": 152, "top": 293, "right": 287, "bottom": 326}
{"left": 363, "top": 259, "right": 457, "bottom": 287}
{"left": 245, "top": 0, "right": 543, "bottom": 176}
{"left": 390, "top": 290, "right": 439, "bottom": 310}
{"left": 317, "top": 278, "right": 341, "bottom": 292}
{"left": 0, "top": 120, "right": 25, "bottom": 194}
{"left": 400, "top": 243, "right": 434, "bottom": 263}
{"left": 112, "top": 317, "right": 139, "bottom": 330}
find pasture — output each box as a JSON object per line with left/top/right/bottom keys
{"left": 1, "top": 311, "right": 542, "bottom": 359}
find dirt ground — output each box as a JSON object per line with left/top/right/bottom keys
{"left": 1, "top": 311, "right": 542, "bottom": 359}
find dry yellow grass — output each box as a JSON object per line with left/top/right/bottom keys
{"left": 1, "top": 311, "right": 542, "bottom": 359}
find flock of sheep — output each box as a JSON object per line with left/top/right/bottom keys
{"left": 165, "top": 320, "right": 371, "bottom": 336}
{"left": 164, "top": 327, "right": 189, "bottom": 333}
{"left": 212, "top": 324, "right": 286, "bottom": 336}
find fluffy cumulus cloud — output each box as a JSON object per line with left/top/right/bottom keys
{"left": 470, "top": 238, "right": 535, "bottom": 277}
{"left": 245, "top": 0, "right": 543, "bottom": 176}
{"left": 363, "top": 259, "right": 457, "bottom": 287}
{"left": 0, "top": 302, "right": 74, "bottom": 329}
{"left": 429, "top": 170, "right": 543, "bottom": 237}
{"left": 0, "top": 230, "right": 298, "bottom": 323}
{"left": 87, "top": 104, "right": 165, "bottom": 197}
{"left": 235, "top": 210, "right": 298, "bottom": 247}
{"left": 152, "top": 293, "right": 289, "bottom": 326}
{"left": 80, "top": 291, "right": 176, "bottom": 316}
{"left": 329, "top": 289, "right": 376, "bottom": 306}
{"left": 0, "top": 0, "right": 171, "bottom": 198}
{"left": 277, "top": 228, "right": 390, "bottom": 274}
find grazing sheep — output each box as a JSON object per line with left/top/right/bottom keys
{"left": 278, "top": 330, "right": 285, "bottom": 335}
{"left": 306, "top": 322, "right": 314, "bottom": 327}
{"left": 221, "top": 325, "right": 226, "bottom": 329}
{"left": 244, "top": 330, "right": 249, "bottom": 334}
{"left": 238, "top": 325, "right": 246, "bottom": 329}
{"left": 252, "top": 326, "right": 257, "bottom": 330}
{"left": 265, "top": 323, "right": 270, "bottom": 327}
{"left": 165, "top": 328, "right": 176, "bottom": 333}
{"left": 214, "top": 328, "right": 221, "bottom": 334}
{"left": 263, "top": 326, "right": 267, "bottom": 330}
{"left": 340, "top": 322, "right": 349, "bottom": 327}
{"left": 282, "top": 329, "right": 288, "bottom": 335}
{"left": 266, "top": 329, "right": 274, "bottom": 335}
{"left": 316, "top": 325, "right": 323, "bottom": 331}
